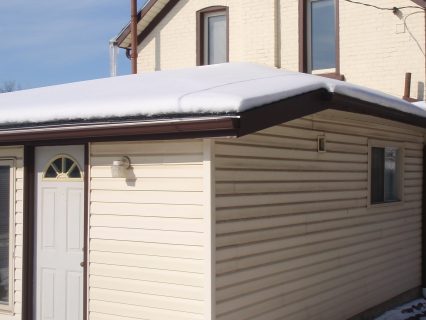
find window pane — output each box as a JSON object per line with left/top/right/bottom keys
{"left": 371, "top": 147, "right": 384, "bottom": 204}
{"left": 0, "top": 166, "right": 10, "bottom": 304}
{"left": 384, "top": 147, "right": 399, "bottom": 201}
{"left": 208, "top": 14, "right": 227, "bottom": 64}
{"left": 310, "top": 0, "right": 336, "bottom": 70}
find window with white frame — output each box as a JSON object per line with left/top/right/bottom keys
{"left": 370, "top": 146, "right": 403, "bottom": 204}
{"left": 198, "top": 7, "right": 228, "bottom": 65}
{"left": 306, "top": 0, "right": 337, "bottom": 73}
{"left": 0, "top": 160, "right": 14, "bottom": 312}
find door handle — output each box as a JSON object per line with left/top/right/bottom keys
{"left": 80, "top": 261, "right": 85, "bottom": 267}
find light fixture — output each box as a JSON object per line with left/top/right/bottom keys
{"left": 111, "top": 156, "right": 131, "bottom": 178}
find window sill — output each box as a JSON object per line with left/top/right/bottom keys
{"left": 368, "top": 200, "right": 404, "bottom": 209}
{"left": 0, "top": 307, "right": 14, "bottom": 316}
{"left": 317, "top": 72, "right": 345, "bottom": 81}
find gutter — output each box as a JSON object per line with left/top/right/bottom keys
{"left": 0, "top": 117, "right": 239, "bottom": 145}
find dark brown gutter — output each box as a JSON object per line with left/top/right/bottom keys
{"left": 329, "top": 93, "right": 426, "bottom": 127}
{"left": 0, "top": 117, "right": 239, "bottom": 146}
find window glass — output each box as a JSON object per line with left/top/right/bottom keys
{"left": 205, "top": 13, "right": 227, "bottom": 65}
{"left": 371, "top": 147, "right": 384, "bottom": 204}
{"left": 371, "top": 147, "right": 400, "bottom": 204}
{"left": 309, "top": 0, "right": 336, "bottom": 71}
{"left": 384, "top": 148, "right": 399, "bottom": 202}
{"left": 0, "top": 166, "right": 10, "bottom": 305}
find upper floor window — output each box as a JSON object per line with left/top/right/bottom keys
{"left": 301, "top": 0, "right": 341, "bottom": 78}
{"left": 197, "top": 6, "right": 229, "bottom": 66}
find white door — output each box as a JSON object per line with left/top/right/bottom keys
{"left": 35, "top": 146, "right": 85, "bottom": 320}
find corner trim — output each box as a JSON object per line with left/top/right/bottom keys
{"left": 22, "top": 146, "right": 35, "bottom": 320}
{"left": 203, "top": 139, "right": 216, "bottom": 320}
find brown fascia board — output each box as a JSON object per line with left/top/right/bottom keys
{"left": 0, "top": 117, "right": 239, "bottom": 146}
{"left": 116, "top": 0, "right": 180, "bottom": 48}
{"left": 0, "top": 90, "right": 424, "bottom": 146}
{"left": 411, "top": 0, "right": 426, "bottom": 8}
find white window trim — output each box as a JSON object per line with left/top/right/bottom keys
{"left": 203, "top": 11, "right": 227, "bottom": 65}
{"left": 0, "top": 159, "right": 15, "bottom": 314}
{"left": 367, "top": 140, "right": 405, "bottom": 208}
{"left": 306, "top": 0, "right": 337, "bottom": 74}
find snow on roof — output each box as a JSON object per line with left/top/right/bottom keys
{"left": 0, "top": 62, "right": 425, "bottom": 126}
{"left": 413, "top": 100, "right": 426, "bottom": 110}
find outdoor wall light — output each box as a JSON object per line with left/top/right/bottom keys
{"left": 111, "top": 156, "right": 131, "bottom": 178}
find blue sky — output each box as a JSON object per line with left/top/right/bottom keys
{"left": 0, "top": 1, "right": 146, "bottom": 89}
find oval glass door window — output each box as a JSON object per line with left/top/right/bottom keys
{"left": 43, "top": 155, "right": 83, "bottom": 180}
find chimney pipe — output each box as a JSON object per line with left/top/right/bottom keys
{"left": 404, "top": 72, "right": 412, "bottom": 99}
{"left": 131, "top": 0, "right": 138, "bottom": 74}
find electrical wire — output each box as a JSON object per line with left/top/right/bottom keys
{"left": 403, "top": 11, "right": 426, "bottom": 56}
{"left": 343, "top": 0, "right": 424, "bottom": 11}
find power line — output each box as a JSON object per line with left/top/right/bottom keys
{"left": 343, "top": 0, "right": 424, "bottom": 11}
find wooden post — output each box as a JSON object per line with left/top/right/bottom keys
{"left": 131, "top": 0, "right": 138, "bottom": 74}
{"left": 404, "top": 72, "right": 412, "bottom": 99}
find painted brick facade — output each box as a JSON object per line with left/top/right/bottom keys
{"left": 137, "top": 0, "right": 425, "bottom": 100}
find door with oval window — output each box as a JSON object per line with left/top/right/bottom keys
{"left": 35, "top": 146, "right": 84, "bottom": 320}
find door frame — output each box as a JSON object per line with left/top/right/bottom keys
{"left": 22, "top": 144, "right": 89, "bottom": 320}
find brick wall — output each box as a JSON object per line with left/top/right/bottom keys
{"left": 137, "top": 0, "right": 425, "bottom": 99}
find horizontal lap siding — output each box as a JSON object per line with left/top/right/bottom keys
{"left": 89, "top": 140, "right": 205, "bottom": 320}
{"left": 0, "top": 147, "right": 24, "bottom": 320}
{"left": 214, "top": 110, "right": 424, "bottom": 320}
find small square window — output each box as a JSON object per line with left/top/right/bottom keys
{"left": 370, "top": 146, "right": 402, "bottom": 204}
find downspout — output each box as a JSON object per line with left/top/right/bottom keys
{"left": 275, "top": 0, "right": 282, "bottom": 68}
{"left": 131, "top": 0, "right": 138, "bottom": 74}
{"left": 109, "top": 38, "right": 119, "bottom": 77}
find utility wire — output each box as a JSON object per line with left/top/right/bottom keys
{"left": 343, "top": 0, "right": 424, "bottom": 11}
{"left": 404, "top": 11, "right": 426, "bottom": 56}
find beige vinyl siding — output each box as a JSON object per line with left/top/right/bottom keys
{"left": 0, "top": 147, "right": 24, "bottom": 320}
{"left": 89, "top": 140, "right": 206, "bottom": 320}
{"left": 214, "top": 110, "right": 424, "bottom": 320}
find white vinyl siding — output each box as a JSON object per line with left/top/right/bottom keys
{"left": 0, "top": 147, "right": 23, "bottom": 320}
{"left": 89, "top": 140, "right": 207, "bottom": 320}
{"left": 214, "top": 110, "right": 424, "bottom": 320}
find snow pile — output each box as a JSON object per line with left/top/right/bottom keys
{"left": 375, "top": 299, "right": 426, "bottom": 320}
{"left": 0, "top": 62, "right": 424, "bottom": 125}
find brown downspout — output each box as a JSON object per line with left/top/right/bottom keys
{"left": 131, "top": 0, "right": 138, "bottom": 74}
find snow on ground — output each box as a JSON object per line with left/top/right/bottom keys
{"left": 375, "top": 299, "right": 426, "bottom": 320}
{"left": 0, "top": 62, "right": 424, "bottom": 125}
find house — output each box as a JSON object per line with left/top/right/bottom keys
{"left": 114, "top": 0, "right": 426, "bottom": 101}
{"left": 0, "top": 62, "right": 424, "bottom": 320}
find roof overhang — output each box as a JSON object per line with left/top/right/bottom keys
{"left": 0, "top": 89, "right": 424, "bottom": 146}
{"left": 116, "top": 0, "right": 179, "bottom": 49}
{"left": 115, "top": 0, "right": 426, "bottom": 48}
